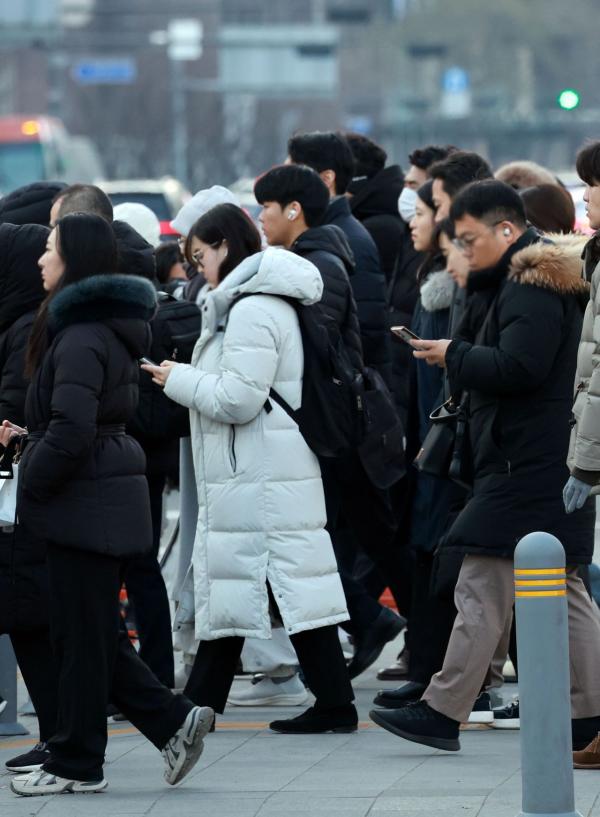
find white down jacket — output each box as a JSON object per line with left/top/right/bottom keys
{"left": 164, "top": 247, "right": 349, "bottom": 640}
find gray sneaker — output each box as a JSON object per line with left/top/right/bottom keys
{"left": 11, "top": 770, "right": 107, "bottom": 797}
{"left": 162, "top": 705, "right": 214, "bottom": 785}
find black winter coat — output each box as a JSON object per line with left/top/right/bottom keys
{"left": 292, "top": 225, "right": 363, "bottom": 371}
{"left": 443, "top": 230, "right": 594, "bottom": 563}
{"left": 0, "top": 181, "right": 66, "bottom": 227}
{"left": 322, "top": 197, "right": 391, "bottom": 385}
{"left": 19, "top": 274, "right": 157, "bottom": 558}
{"left": 350, "top": 165, "right": 405, "bottom": 283}
{"left": 0, "top": 223, "right": 49, "bottom": 633}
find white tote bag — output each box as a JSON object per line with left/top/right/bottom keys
{"left": 0, "top": 461, "right": 18, "bottom": 527}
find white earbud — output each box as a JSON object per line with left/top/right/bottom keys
{"left": 503, "top": 227, "right": 511, "bottom": 237}
{"left": 288, "top": 209, "right": 298, "bottom": 220}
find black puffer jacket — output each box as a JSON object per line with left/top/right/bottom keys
{"left": 350, "top": 165, "right": 405, "bottom": 283}
{"left": 0, "top": 181, "right": 66, "bottom": 227}
{"left": 0, "top": 223, "right": 49, "bottom": 633}
{"left": 19, "top": 274, "right": 157, "bottom": 557}
{"left": 322, "top": 197, "right": 391, "bottom": 385}
{"left": 292, "top": 225, "right": 363, "bottom": 371}
{"left": 443, "top": 230, "right": 594, "bottom": 563}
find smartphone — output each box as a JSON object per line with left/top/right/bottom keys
{"left": 139, "top": 357, "right": 158, "bottom": 367}
{"left": 391, "top": 326, "right": 421, "bottom": 346}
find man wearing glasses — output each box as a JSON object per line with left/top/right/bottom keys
{"left": 370, "top": 179, "right": 600, "bottom": 754}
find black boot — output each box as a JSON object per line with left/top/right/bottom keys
{"left": 270, "top": 704, "right": 358, "bottom": 734}
{"left": 573, "top": 716, "right": 600, "bottom": 751}
{"left": 369, "top": 700, "right": 460, "bottom": 751}
{"left": 373, "top": 681, "right": 426, "bottom": 709}
{"left": 347, "top": 608, "right": 406, "bottom": 680}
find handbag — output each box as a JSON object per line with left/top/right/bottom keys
{"left": 0, "top": 436, "right": 22, "bottom": 527}
{"left": 414, "top": 393, "right": 472, "bottom": 489}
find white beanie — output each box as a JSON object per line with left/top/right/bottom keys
{"left": 113, "top": 202, "right": 161, "bottom": 247}
{"left": 170, "top": 185, "right": 241, "bottom": 237}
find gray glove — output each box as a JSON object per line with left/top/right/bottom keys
{"left": 563, "top": 476, "right": 592, "bottom": 514}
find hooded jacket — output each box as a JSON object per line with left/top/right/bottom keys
{"left": 19, "top": 274, "right": 157, "bottom": 557}
{"left": 443, "top": 231, "right": 593, "bottom": 563}
{"left": 0, "top": 223, "right": 49, "bottom": 633}
{"left": 322, "top": 196, "right": 391, "bottom": 385}
{"left": 113, "top": 219, "right": 156, "bottom": 281}
{"left": 292, "top": 224, "right": 363, "bottom": 371}
{"left": 0, "top": 181, "right": 66, "bottom": 227}
{"left": 164, "top": 247, "right": 349, "bottom": 640}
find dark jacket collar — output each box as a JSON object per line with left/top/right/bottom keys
{"left": 467, "top": 227, "right": 540, "bottom": 294}
{"left": 292, "top": 225, "right": 355, "bottom": 274}
{"left": 349, "top": 165, "right": 404, "bottom": 220}
{"left": 324, "top": 196, "right": 352, "bottom": 222}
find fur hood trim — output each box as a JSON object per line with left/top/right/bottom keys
{"left": 49, "top": 274, "right": 157, "bottom": 333}
{"left": 508, "top": 236, "right": 589, "bottom": 297}
{"left": 420, "top": 269, "right": 454, "bottom": 313}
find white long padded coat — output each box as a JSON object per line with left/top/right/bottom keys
{"left": 164, "top": 247, "right": 349, "bottom": 641}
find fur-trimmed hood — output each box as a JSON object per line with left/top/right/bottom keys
{"left": 508, "top": 234, "right": 589, "bottom": 301}
{"left": 48, "top": 274, "right": 157, "bottom": 357}
{"left": 420, "top": 268, "right": 454, "bottom": 313}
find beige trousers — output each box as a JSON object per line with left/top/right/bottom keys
{"left": 423, "top": 554, "right": 600, "bottom": 723}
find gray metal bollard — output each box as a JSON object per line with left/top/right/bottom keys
{"left": 514, "top": 532, "right": 581, "bottom": 817}
{"left": 0, "top": 634, "right": 29, "bottom": 736}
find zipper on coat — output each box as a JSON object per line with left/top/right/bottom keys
{"left": 229, "top": 425, "right": 237, "bottom": 473}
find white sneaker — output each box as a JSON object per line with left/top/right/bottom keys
{"left": 0, "top": 697, "right": 7, "bottom": 715}
{"left": 11, "top": 770, "right": 107, "bottom": 797}
{"left": 228, "top": 674, "right": 309, "bottom": 707}
{"left": 162, "top": 705, "right": 214, "bottom": 786}
{"left": 467, "top": 692, "right": 494, "bottom": 724}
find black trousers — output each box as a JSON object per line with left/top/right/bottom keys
{"left": 124, "top": 473, "right": 175, "bottom": 687}
{"left": 184, "top": 624, "right": 354, "bottom": 714}
{"left": 10, "top": 629, "right": 58, "bottom": 743}
{"left": 407, "top": 551, "right": 457, "bottom": 686}
{"left": 43, "top": 543, "right": 191, "bottom": 782}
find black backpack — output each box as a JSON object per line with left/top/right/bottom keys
{"left": 130, "top": 293, "right": 202, "bottom": 442}
{"left": 231, "top": 294, "right": 405, "bottom": 486}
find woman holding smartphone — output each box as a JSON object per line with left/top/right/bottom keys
{"left": 6, "top": 212, "right": 212, "bottom": 798}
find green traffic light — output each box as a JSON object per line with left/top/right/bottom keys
{"left": 558, "top": 89, "right": 580, "bottom": 110}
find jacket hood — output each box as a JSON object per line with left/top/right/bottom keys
{"left": 509, "top": 233, "right": 589, "bottom": 302}
{"left": 113, "top": 220, "right": 156, "bottom": 281}
{"left": 0, "top": 181, "right": 66, "bottom": 227}
{"left": 48, "top": 274, "right": 157, "bottom": 357}
{"left": 200, "top": 247, "right": 323, "bottom": 337}
{"left": 420, "top": 269, "right": 455, "bottom": 313}
{"left": 292, "top": 225, "right": 355, "bottom": 274}
{"left": 350, "top": 165, "right": 405, "bottom": 220}
{"left": 0, "top": 223, "right": 48, "bottom": 332}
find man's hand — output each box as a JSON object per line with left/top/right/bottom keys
{"left": 140, "top": 360, "right": 177, "bottom": 388}
{"left": 411, "top": 339, "right": 452, "bottom": 368}
{"left": 563, "top": 476, "right": 593, "bottom": 514}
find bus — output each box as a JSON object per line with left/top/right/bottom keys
{"left": 0, "top": 115, "right": 104, "bottom": 194}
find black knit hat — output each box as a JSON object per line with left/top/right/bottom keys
{"left": 0, "top": 181, "right": 67, "bottom": 227}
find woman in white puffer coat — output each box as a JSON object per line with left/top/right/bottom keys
{"left": 145, "top": 204, "right": 356, "bottom": 734}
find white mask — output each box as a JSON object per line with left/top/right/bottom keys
{"left": 398, "top": 187, "right": 418, "bottom": 223}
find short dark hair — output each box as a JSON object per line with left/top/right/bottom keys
{"left": 520, "top": 184, "right": 575, "bottom": 234}
{"left": 53, "top": 184, "right": 113, "bottom": 222}
{"left": 576, "top": 141, "right": 600, "bottom": 186}
{"left": 344, "top": 132, "right": 387, "bottom": 178}
{"left": 408, "top": 144, "right": 457, "bottom": 171}
{"left": 155, "top": 241, "right": 184, "bottom": 284}
{"left": 254, "top": 165, "right": 330, "bottom": 228}
{"left": 430, "top": 151, "right": 493, "bottom": 198}
{"left": 187, "top": 203, "right": 261, "bottom": 283}
{"left": 437, "top": 217, "right": 455, "bottom": 240}
{"left": 287, "top": 131, "right": 355, "bottom": 194}
{"left": 450, "top": 180, "right": 527, "bottom": 228}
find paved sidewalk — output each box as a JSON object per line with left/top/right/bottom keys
{"left": 2, "top": 644, "right": 600, "bottom": 816}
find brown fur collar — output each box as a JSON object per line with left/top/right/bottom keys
{"left": 508, "top": 234, "right": 589, "bottom": 296}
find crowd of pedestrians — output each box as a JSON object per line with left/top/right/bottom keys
{"left": 1, "top": 129, "right": 600, "bottom": 795}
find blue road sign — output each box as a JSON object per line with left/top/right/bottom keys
{"left": 442, "top": 66, "right": 469, "bottom": 93}
{"left": 72, "top": 59, "right": 137, "bottom": 85}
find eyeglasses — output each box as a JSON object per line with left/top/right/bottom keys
{"left": 452, "top": 221, "right": 503, "bottom": 252}
{"left": 190, "top": 241, "right": 221, "bottom": 266}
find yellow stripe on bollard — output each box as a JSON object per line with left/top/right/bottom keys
{"left": 515, "top": 579, "right": 566, "bottom": 587}
{"left": 515, "top": 590, "right": 567, "bottom": 597}
{"left": 514, "top": 568, "right": 565, "bottom": 576}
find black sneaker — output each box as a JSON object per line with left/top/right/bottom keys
{"left": 573, "top": 715, "right": 600, "bottom": 751}
{"left": 372, "top": 681, "right": 426, "bottom": 709}
{"left": 270, "top": 704, "right": 358, "bottom": 734}
{"left": 369, "top": 700, "right": 460, "bottom": 751}
{"left": 5, "top": 742, "right": 51, "bottom": 772}
{"left": 491, "top": 700, "right": 520, "bottom": 730}
{"left": 468, "top": 692, "right": 494, "bottom": 725}
{"left": 347, "top": 608, "right": 407, "bottom": 680}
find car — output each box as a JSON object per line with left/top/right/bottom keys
{"left": 99, "top": 177, "right": 190, "bottom": 241}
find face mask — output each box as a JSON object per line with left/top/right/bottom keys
{"left": 398, "top": 187, "right": 418, "bottom": 223}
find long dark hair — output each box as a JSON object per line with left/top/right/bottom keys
{"left": 25, "top": 212, "right": 118, "bottom": 376}
{"left": 185, "top": 203, "right": 261, "bottom": 283}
